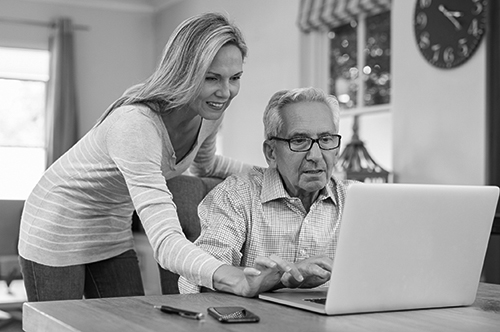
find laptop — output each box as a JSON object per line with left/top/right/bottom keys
{"left": 259, "top": 183, "right": 499, "bottom": 315}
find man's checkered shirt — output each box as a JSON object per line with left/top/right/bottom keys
{"left": 179, "top": 166, "right": 359, "bottom": 293}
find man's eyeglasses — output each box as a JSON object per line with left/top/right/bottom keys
{"left": 270, "top": 134, "right": 341, "bottom": 152}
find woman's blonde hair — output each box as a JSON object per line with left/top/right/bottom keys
{"left": 96, "top": 12, "right": 247, "bottom": 124}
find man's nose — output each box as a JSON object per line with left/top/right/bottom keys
{"left": 306, "top": 141, "right": 323, "bottom": 159}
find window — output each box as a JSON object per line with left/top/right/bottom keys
{"left": 329, "top": 11, "right": 391, "bottom": 112}
{"left": 298, "top": 1, "right": 392, "bottom": 171}
{"left": 0, "top": 47, "right": 49, "bottom": 200}
{"left": 329, "top": 11, "right": 392, "bottom": 172}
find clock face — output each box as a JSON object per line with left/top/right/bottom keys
{"left": 413, "top": 0, "right": 487, "bottom": 69}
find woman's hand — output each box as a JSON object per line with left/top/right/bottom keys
{"left": 212, "top": 254, "right": 303, "bottom": 297}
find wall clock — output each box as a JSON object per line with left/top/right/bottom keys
{"left": 413, "top": 0, "right": 487, "bottom": 69}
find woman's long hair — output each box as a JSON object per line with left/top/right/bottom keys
{"left": 95, "top": 12, "right": 247, "bottom": 125}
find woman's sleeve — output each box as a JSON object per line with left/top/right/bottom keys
{"left": 106, "top": 111, "right": 224, "bottom": 289}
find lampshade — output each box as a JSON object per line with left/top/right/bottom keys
{"left": 335, "top": 116, "right": 391, "bottom": 183}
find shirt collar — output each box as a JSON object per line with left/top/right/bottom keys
{"left": 261, "top": 167, "right": 338, "bottom": 206}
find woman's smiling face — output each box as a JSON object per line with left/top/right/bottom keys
{"left": 189, "top": 44, "right": 243, "bottom": 120}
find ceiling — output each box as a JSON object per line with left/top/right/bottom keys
{"left": 23, "top": 0, "right": 182, "bottom": 12}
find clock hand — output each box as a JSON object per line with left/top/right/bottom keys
{"left": 438, "top": 4, "right": 462, "bottom": 30}
{"left": 449, "top": 11, "right": 463, "bottom": 18}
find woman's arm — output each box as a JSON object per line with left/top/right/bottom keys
{"left": 106, "top": 109, "right": 223, "bottom": 289}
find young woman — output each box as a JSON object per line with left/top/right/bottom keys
{"left": 19, "top": 12, "right": 301, "bottom": 302}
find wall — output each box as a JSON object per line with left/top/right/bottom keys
{"left": 154, "top": 0, "right": 301, "bottom": 167}
{"left": 156, "top": 0, "right": 488, "bottom": 186}
{"left": 0, "top": 0, "right": 156, "bottom": 136}
{"left": 392, "top": 3, "right": 497, "bottom": 283}
{"left": 392, "top": 2, "right": 486, "bottom": 185}
{"left": 2, "top": 0, "right": 487, "bottom": 186}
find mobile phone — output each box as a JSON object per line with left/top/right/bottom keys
{"left": 207, "top": 306, "right": 260, "bottom": 323}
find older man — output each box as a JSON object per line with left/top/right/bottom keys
{"left": 179, "top": 87, "right": 359, "bottom": 293}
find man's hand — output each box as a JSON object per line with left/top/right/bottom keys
{"left": 212, "top": 254, "right": 303, "bottom": 297}
{"left": 281, "top": 255, "right": 332, "bottom": 289}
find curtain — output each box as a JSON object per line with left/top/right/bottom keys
{"left": 45, "top": 17, "right": 79, "bottom": 167}
{"left": 297, "top": 0, "right": 391, "bottom": 33}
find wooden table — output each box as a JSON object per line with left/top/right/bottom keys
{"left": 23, "top": 283, "right": 500, "bottom": 332}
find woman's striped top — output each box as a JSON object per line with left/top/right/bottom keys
{"left": 18, "top": 105, "right": 249, "bottom": 289}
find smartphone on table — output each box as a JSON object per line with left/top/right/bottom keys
{"left": 207, "top": 306, "right": 260, "bottom": 323}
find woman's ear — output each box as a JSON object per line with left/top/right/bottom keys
{"left": 263, "top": 140, "right": 277, "bottom": 168}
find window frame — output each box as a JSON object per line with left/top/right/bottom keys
{"left": 300, "top": 12, "right": 392, "bottom": 118}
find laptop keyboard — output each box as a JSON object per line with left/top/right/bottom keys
{"left": 304, "top": 297, "right": 327, "bottom": 305}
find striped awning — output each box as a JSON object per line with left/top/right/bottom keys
{"left": 297, "top": 0, "right": 392, "bottom": 33}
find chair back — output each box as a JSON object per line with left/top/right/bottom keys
{"left": 158, "top": 175, "right": 223, "bottom": 294}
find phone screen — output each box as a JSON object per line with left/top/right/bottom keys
{"left": 207, "top": 306, "right": 260, "bottom": 323}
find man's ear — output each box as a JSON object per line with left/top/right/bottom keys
{"left": 263, "top": 140, "right": 277, "bottom": 168}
